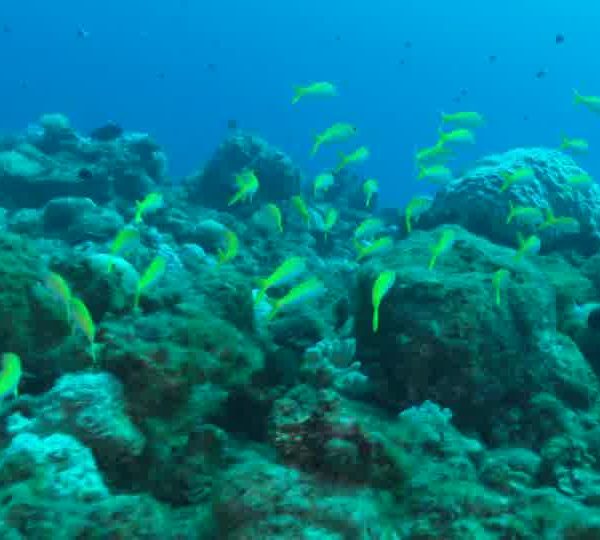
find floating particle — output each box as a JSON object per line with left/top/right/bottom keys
{"left": 156, "top": 71, "right": 166, "bottom": 80}
{"left": 206, "top": 63, "right": 218, "bottom": 73}
{"left": 334, "top": 34, "right": 341, "bottom": 42}
{"left": 488, "top": 55, "right": 497, "bottom": 64}
{"left": 555, "top": 33, "right": 565, "bottom": 44}
{"left": 2, "top": 24, "right": 11, "bottom": 34}
{"left": 459, "top": 87, "right": 468, "bottom": 97}
{"left": 227, "top": 119, "right": 238, "bottom": 130}
{"left": 404, "top": 40, "right": 412, "bottom": 48}
{"left": 523, "top": 114, "right": 529, "bottom": 121}
{"left": 535, "top": 68, "right": 548, "bottom": 79}
{"left": 76, "top": 27, "right": 89, "bottom": 39}
{"left": 399, "top": 58, "right": 406, "bottom": 65}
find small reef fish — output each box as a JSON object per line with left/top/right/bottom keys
{"left": 255, "top": 257, "right": 307, "bottom": 305}
{"left": 323, "top": 208, "right": 338, "bottom": 239}
{"left": 311, "top": 123, "right": 357, "bottom": 156}
{"left": 268, "top": 277, "right": 326, "bottom": 321}
{"left": 500, "top": 168, "right": 535, "bottom": 193}
{"left": 560, "top": 136, "right": 589, "bottom": 154}
{"left": 363, "top": 179, "right": 379, "bottom": 208}
{"left": 565, "top": 173, "right": 593, "bottom": 188}
{"left": 71, "top": 297, "right": 96, "bottom": 364}
{"left": 404, "top": 195, "right": 433, "bottom": 233}
{"left": 355, "top": 236, "right": 393, "bottom": 261}
{"left": 228, "top": 169, "right": 260, "bottom": 206}
{"left": 134, "top": 256, "right": 167, "bottom": 310}
{"left": 440, "top": 111, "right": 485, "bottom": 129}
{"left": 416, "top": 142, "right": 453, "bottom": 166}
{"left": 313, "top": 172, "right": 335, "bottom": 197}
{"left": 218, "top": 229, "right": 239, "bottom": 265}
{"left": 538, "top": 208, "right": 579, "bottom": 233}
{"left": 0, "top": 353, "right": 22, "bottom": 399}
{"left": 372, "top": 270, "right": 396, "bottom": 333}
{"left": 418, "top": 165, "right": 453, "bottom": 184}
{"left": 506, "top": 202, "right": 543, "bottom": 226}
{"left": 44, "top": 271, "right": 72, "bottom": 321}
{"left": 292, "top": 81, "right": 338, "bottom": 105}
{"left": 438, "top": 128, "right": 475, "bottom": 147}
{"left": 108, "top": 227, "right": 139, "bottom": 272}
{"left": 514, "top": 233, "right": 541, "bottom": 261}
{"left": 492, "top": 269, "right": 510, "bottom": 306}
{"left": 429, "top": 229, "right": 455, "bottom": 270}
{"left": 135, "top": 192, "right": 164, "bottom": 224}
{"left": 335, "top": 146, "right": 370, "bottom": 173}
{"left": 291, "top": 195, "right": 311, "bottom": 227}
{"left": 265, "top": 203, "right": 283, "bottom": 233}
{"left": 573, "top": 89, "right": 600, "bottom": 114}
{"left": 354, "top": 217, "right": 385, "bottom": 240}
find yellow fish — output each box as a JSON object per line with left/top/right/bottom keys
{"left": 108, "top": 227, "right": 139, "bottom": 272}
{"left": 44, "top": 271, "right": 72, "bottom": 321}
{"left": 311, "top": 123, "right": 357, "bottom": 156}
{"left": 335, "top": 146, "right": 370, "bottom": 173}
{"left": 313, "top": 172, "right": 335, "bottom": 197}
{"left": 363, "top": 179, "right": 379, "bottom": 208}
{"left": 265, "top": 203, "right": 283, "bottom": 233}
{"left": 268, "top": 277, "right": 326, "bottom": 321}
{"left": 355, "top": 236, "right": 393, "bottom": 261}
{"left": 292, "top": 81, "right": 337, "bottom": 105}
{"left": 292, "top": 195, "right": 311, "bottom": 227}
{"left": 429, "top": 229, "right": 455, "bottom": 270}
{"left": 404, "top": 195, "right": 432, "bottom": 233}
{"left": 135, "top": 256, "right": 167, "bottom": 310}
{"left": 228, "top": 169, "right": 260, "bottom": 206}
{"left": 514, "top": 233, "right": 541, "bottom": 261}
{"left": 218, "top": 229, "right": 239, "bottom": 265}
{"left": 0, "top": 353, "right": 22, "bottom": 399}
{"left": 323, "top": 208, "right": 338, "bottom": 240}
{"left": 255, "top": 257, "right": 307, "bottom": 305}
{"left": 135, "top": 192, "right": 163, "bottom": 224}
{"left": 372, "top": 270, "right": 396, "bottom": 333}
{"left": 71, "top": 297, "right": 96, "bottom": 364}
{"left": 573, "top": 89, "right": 600, "bottom": 114}
{"left": 492, "top": 269, "right": 509, "bottom": 306}
{"left": 440, "top": 111, "right": 485, "bottom": 129}
{"left": 500, "top": 168, "right": 535, "bottom": 193}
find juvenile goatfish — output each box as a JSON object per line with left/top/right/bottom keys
{"left": 265, "top": 203, "right": 283, "bottom": 233}
{"left": 372, "top": 270, "right": 396, "bottom": 333}
{"left": 335, "top": 146, "right": 370, "bottom": 172}
{"left": 311, "top": 123, "right": 357, "bottom": 156}
{"left": 313, "top": 172, "right": 335, "bottom": 197}
{"left": 363, "top": 179, "right": 379, "bottom": 207}
{"left": 0, "top": 353, "right": 22, "bottom": 399}
{"left": 404, "top": 195, "right": 433, "bottom": 233}
{"left": 514, "top": 233, "right": 541, "bottom": 261}
{"left": 255, "top": 257, "right": 307, "bottom": 304}
{"left": 573, "top": 89, "right": 600, "bottom": 114}
{"left": 218, "top": 229, "right": 239, "bottom": 265}
{"left": 292, "top": 195, "right": 311, "bottom": 227}
{"left": 71, "top": 297, "right": 96, "bottom": 364}
{"left": 355, "top": 236, "right": 393, "bottom": 261}
{"left": 134, "top": 256, "right": 167, "bottom": 310}
{"left": 268, "top": 277, "right": 326, "bottom": 321}
{"left": 438, "top": 128, "right": 475, "bottom": 147}
{"left": 440, "top": 111, "right": 485, "bottom": 129}
{"left": 108, "top": 227, "right": 139, "bottom": 272}
{"left": 560, "top": 136, "right": 589, "bottom": 154}
{"left": 228, "top": 169, "right": 260, "bottom": 206}
{"left": 500, "top": 168, "right": 535, "bottom": 192}
{"left": 292, "top": 81, "right": 338, "bottom": 105}
{"left": 135, "top": 192, "right": 163, "bottom": 224}
{"left": 429, "top": 229, "right": 455, "bottom": 270}
{"left": 492, "top": 269, "right": 510, "bottom": 306}
{"left": 323, "top": 208, "right": 339, "bottom": 240}
{"left": 506, "top": 201, "right": 543, "bottom": 225}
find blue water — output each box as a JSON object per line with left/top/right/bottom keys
{"left": 1, "top": 0, "right": 598, "bottom": 206}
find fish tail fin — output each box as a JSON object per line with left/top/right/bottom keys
{"left": 228, "top": 191, "right": 242, "bottom": 207}
{"left": 506, "top": 201, "right": 514, "bottom": 224}
{"left": 495, "top": 287, "right": 501, "bottom": 306}
{"left": 516, "top": 232, "right": 525, "bottom": 249}
{"left": 334, "top": 152, "right": 346, "bottom": 173}
{"left": 573, "top": 89, "right": 582, "bottom": 105}
{"left": 405, "top": 214, "right": 412, "bottom": 234}
{"left": 107, "top": 260, "right": 114, "bottom": 273}
{"left": 560, "top": 135, "right": 569, "bottom": 149}
{"left": 134, "top": 202, "right": 143, "bottom": 224}
{"left": 428, "top": 253, "right": 438, "bottom": 270}
{"left": 267, "top": 302, "right": 280, "bottom": 322}
{"left": 133, "top": 288, "right": 141, "bottom": 311}
{"left": 310, "top": 137, "right": 321, "bottom": 157}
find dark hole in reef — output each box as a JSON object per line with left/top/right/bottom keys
{"left": 219, "top": 389, "right": 270, "bottom": 442}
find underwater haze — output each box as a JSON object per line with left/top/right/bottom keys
{"left": 1, "top": 0, "right": 598, "bottom": 205}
